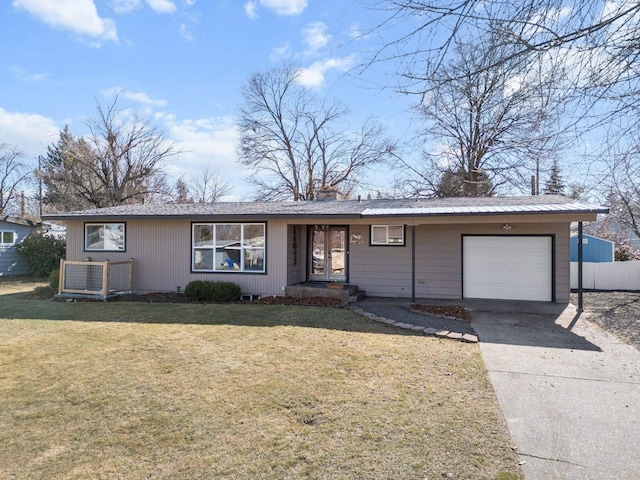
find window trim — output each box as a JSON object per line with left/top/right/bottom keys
{"left": 0, "top": 231, "right": 16, "bottom": 246}
{"left": 370, "top": 224, "right": 406, "bottom": 246}
{"left": 84, "top": 222, "right": 127, "bottom": 252}
{"left": 191, "top": 222, "right": 266, "bottom": 274}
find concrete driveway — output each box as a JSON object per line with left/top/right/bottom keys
{"left": 467, "top": 300, "right": 640, "bottom": 479}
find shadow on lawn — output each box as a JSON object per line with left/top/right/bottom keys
{"left": 0, "top": 291, "right": 431, "bottom": 338}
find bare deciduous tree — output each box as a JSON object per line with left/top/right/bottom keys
{"left": 239, "top": 64, "right": 396, "bottom": 201}
{"left": 0, "top": 143, "right": 32, "bottom": 215}
{"left": 187, "top": 166, "right": 233, "bottom": 203}
{"left": 607, "top": 135, "right": 640, "bottom": 242}
{"left": 368, "top": 1, "right": 640, "bottom": 103}
{"left": 368, "top": 1, "right": 640, "bottom": 201}
{"left": 394, "top": 33, "right": 566, "bottom": 197}
{"left": 40, "top": 95, "right": 178, "bottom": 210}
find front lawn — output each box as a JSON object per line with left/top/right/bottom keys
{"left": 0, "top": 286, "right": 521, "bottom": 479}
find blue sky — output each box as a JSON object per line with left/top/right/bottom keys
{"left": 1, "top": 0, "right": 416, "bottom": 199}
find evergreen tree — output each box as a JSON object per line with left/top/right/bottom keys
{"left": 543, "top": 159, "right": 566, "bottom": 196}
{"left": 39, "top": 96, "right": 177, "bottom": 211}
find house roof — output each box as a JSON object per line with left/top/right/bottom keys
{"left": 42, "top": 195, "right": 609, "bottom": 221}
{"left": 0, "top": 215, "right": 40, "bottom": 227}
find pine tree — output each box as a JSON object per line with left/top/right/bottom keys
{"left": 543, "top": 159, "right": 565, "bottom": 196}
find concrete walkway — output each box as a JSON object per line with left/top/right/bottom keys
{"left": 469, "top": 301, "right": 640, "bottom": 479}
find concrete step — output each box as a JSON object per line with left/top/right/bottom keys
{"left": 285, "top": 283, "right": 366, "bottom": 303}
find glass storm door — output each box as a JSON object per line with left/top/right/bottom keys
{"left": 309, "top": 226, "right": 347, "bottom": 282}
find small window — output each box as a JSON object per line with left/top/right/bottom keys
{"left": 371, "top": 225, "right": 405, "bottom": 246}
{"left": 0, "top": 231, "right": 15, "bottom": 246}
{"left": 85, "top": 223, "right": 125, "bottom": 251}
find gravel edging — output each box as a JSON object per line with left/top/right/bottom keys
{"left": 351, "top": 305, "right": 478, "bottom": 343}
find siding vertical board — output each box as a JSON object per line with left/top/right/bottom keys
{"left": 64, "top": 219, "right": 289, "bottom": 296}
{"left": 570, "top": 261, "right": 640, "bottom": 290}
{"left": 348, "top": 224, "right": 412, "bottom": 297}
{"left": 63, "top": 218, "right": 571, "bottom": 301}
{"left": 348, "top": 222, "right": 569, "bottom": 301}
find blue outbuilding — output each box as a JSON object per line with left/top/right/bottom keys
{"left": 0, "top": 216, "right": 39, "bottom": 276}
{"left": 570, "top": 234, "right": 615, "bottom": 263}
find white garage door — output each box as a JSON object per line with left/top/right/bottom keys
{"left": 463, "top": 236, "right": 553, "bottom": 301}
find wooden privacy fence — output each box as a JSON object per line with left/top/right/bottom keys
{"left": 59, "top": 258, "right": 134, "bottom": 298}
{"left": 570, "top": 261, "right": 640, "bottom": 291}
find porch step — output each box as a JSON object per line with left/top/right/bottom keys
{"left": 285, "top": 283, "right": 365, "bottom": 303}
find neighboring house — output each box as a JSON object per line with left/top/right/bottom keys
{"left": 43, "top": 193, "right": 608, "bottom": 303}
{"left": 574, "top": 217, "right": 640, "bottom": 251}
{"left": 42, "top": 221, "right": 67, "bottom": 241}
{"left": 570, "top": 234, "right": 615, "bottom": 263}
{"left": 0, "top": 216, "right": 39, "bottom": 276}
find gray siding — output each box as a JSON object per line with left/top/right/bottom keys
{"left": 64, "top": 216, "right": 572, "bottom": 302}
{"left": 348, "top": 221, "right": 570, "bottom": 302}
{"left": 64, "top": 219, "right": 289, "bottom": 296}
{"left": 0, "top": 221, "right": 35, "bottom": 276}
{"left": 348, "top": 225, "right": 413, "bottom": 297}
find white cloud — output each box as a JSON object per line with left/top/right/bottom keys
{"left": 13, "top": 0, "right": 118, "bottom": 44}
{"left": 156, "top": 114, "right": 241, "bottom": 188}
{"left": 180, "top": 23, "right": 193, "bottom": 40}
{"left": 0, "top": 108, "right": 60, "bottom": 161}
{"left": 347, "top": 22, "right": 368, "bottom": 40}
{"left": 110, "top": 0, "right": 140, "bottom": 13}
{"left": 296, "top": 56, "right": 355, "bottom": 88}
{"left": 102, "top": 87, "right": 168, "bottom": 109}
{"left": 244, "top": 1, "right": 258, "bottom": 19}
{"left": 301, "top": 21, "right": 331, "bottom": 53}
{"left": 111, "top": 0, "right": 176, "bottom": 14}
{"left": 261, "top": 0, "right": 306, "bottom": 16}
{"left": 246, "top": 0, "right": 306, "bottom": 18}
{"left": 270, "top": 42, "right": 291, "bottom": 61}
{"left": 9, "top": 66, "right": 50, "bottom": 82}
{"left": 124, "top": 91, "right": 168, "bottom": 107}
{"left": 145, "top": 0, "right": 176, "bottom": 13}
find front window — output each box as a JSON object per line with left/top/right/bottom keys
{"left": 85, "top": 223, "right": 126, "bottom": 251}
{"left": 192, "top": 223, "right": 265, "bottom": 273}
{"left": 0, "top": 231, "right": 15, "bottom": 246}
{"left": 371, "top": 225, "right": 405, "bottom": 245}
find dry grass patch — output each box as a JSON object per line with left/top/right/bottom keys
{"left": 0, "top": 286, "right": 521, "bottom": 479}
{"left": 0, "top": 275, "right": 47, "bottom": 294}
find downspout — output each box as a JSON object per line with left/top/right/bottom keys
{"left": 411, "top": 225, "right": 416, "bottom": 302}
{"left": 578, "top": 222, "right": 583, "bottom": 312}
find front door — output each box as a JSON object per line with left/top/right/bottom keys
{"left": 308, "top": 226, "right": 347, "bottom": 282}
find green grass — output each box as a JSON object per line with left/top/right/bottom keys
{"left": 0, "top": 287, "right": 522, "bottom": 479}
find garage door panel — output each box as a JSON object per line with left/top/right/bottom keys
{"left": 463, "top": 236, "right": 552, "bottom": 301}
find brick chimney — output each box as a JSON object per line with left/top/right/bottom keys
{"left": 315, "top": 186, "right": 342, "bottom": 201}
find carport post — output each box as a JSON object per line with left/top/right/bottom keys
{"left": 411, "top": 225, "right": 416, "bottom": 302}
{"left": 578, "top": 222, "right": 583, "bottom": 312}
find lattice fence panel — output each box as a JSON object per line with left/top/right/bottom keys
{"left": 60, "top": 259, "right": 133, "bottom": 296}
{"left": 62, "top": 262, "right": 104, "bottom": 293}
{"left": 109, "top": 262, "right": 133, "bottom": 293}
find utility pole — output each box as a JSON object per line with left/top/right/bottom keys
{"left": 37, "top": 156, "right": 43, "bottom": 218}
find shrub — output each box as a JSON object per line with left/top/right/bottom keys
{"left": 32, "top": 285, "right": 55, "bottom": 299}
{"left": 184, "top": 281, "right": 242, "bottom": 302}
{"left": 16, "top": 234, "right": 66, "bottom": 278}
{"left": 49, "top": 269, "right": 60, "bottom": 291}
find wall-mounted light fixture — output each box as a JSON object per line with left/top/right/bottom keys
{"left": 502, "top": 224, "right": 512, "bottom": 231}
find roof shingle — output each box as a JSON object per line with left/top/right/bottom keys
{"left": 42, "top": 195, "right": 609, "bottom": 221}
